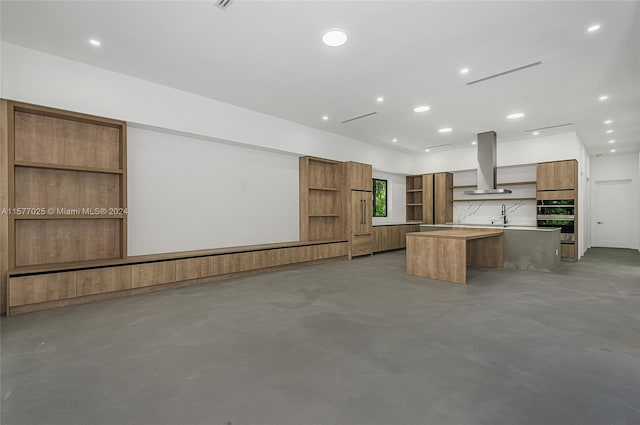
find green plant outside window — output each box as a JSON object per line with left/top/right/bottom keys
{"left": 373, "top": 178, "right": 387, "bottom": 217}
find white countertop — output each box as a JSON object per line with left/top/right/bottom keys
{"left": 373, "top": 222, "right": 423, "bottom": 227}
{"left": 420, "top": 224, "right": 560, "bottom": 232}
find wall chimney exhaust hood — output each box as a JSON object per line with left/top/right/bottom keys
{"left": 464, "top": 131, "right": 512, "bottom": 195}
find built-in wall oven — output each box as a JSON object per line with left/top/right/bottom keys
{"left": 537, "top": 200, "right": 575, "bottom": 244}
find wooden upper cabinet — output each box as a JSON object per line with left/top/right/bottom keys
{"left": 554, "top": 160, "right": 576, "bottom": 190}
{"left": 536, "top": 162, "right": 556, "bottom": 191}
{"left": 537, "top": 160, "right": 576, "bottom": 191}
{"left": 345, "top": 161, "right": 372, "bottom": 191}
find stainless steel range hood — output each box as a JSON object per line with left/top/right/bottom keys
{"left": 464, "top": 131, "right": 512, "bottom": 195}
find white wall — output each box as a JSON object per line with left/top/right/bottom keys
{"left": 0, "top": 42, "right": 414, "bottom": 174}
{"left": 372, "top": 170, "right": 406, "bottom": 225}
{"left": 589, "top": 153, "right": 640, "bottom": 250}
{"left": 411, "top": 132, "right": 580, "bottom": 174}
{"left": 127, "top": 126, "right": 299, "bottom": 255}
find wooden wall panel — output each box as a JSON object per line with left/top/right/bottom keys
{"left": 14, "top": 111, "right": 121, "bottom": 170}
{"left": 308, "top": 191, "right": 340, "bottom": 215}
{"left": 15, "top": 219, "right": 121, "bottom": 267}
{"left": 131, "top": 261, "right": 176, "bottom": 288}
{"left": 9, "top": 271, "right": 76, "bottom": 306}
{"left": 15, "top": 167, "right": 120, "bottom": 209}
{"left": 77, "top": 266, "right": 131, "bottom": 296}
{"left": 308, "top": 159, "right": 341, "bottom": 188}
{"left": 175, "top": 257, "right": 215, "bottom": 281}
{"left": 434, "top": 173, "right": 453, "bottom": 224}
{"left": 0, "top": 101, "right": 8, "bottom": 313}
{"left": 308, "top": 217, "right": 342, "bottom": 240}
{"left": 406, "top": 236, "right": 467, "bottom": 284}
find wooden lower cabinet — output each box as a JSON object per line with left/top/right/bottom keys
{"left": 5, "top": 241, "right": 349, "bottom": 315}
{"left": 561, "top": 244, "right": 576, "bottom": 260}
{"left": 77, "top": 266, "right": 131, "bottom": 296}
{"left": 175, "top": 257, "right": 214, "bottom": 281}
{"left": 351, "top": 234, "right": 374, "bottom": 257}
{"left": 373, "top": 224, "right": 421, "bottom": 252}
{"left": 131, "top": 261, "right": 176, "bottom": 288}
{"left": 9, "top": 271, "right": 76, "bottom": 307}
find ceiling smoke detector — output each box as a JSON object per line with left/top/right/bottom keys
{"left": 215, "top": 0, "right": 234, "bottom": 11}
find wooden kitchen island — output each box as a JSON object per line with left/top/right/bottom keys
{"left": 406, "top": 228, "right": 504, "bottom": 284}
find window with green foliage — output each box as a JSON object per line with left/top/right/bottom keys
{"left": 372, "top": 178, "right": 387, "bottom": 217}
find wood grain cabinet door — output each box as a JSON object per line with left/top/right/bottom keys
{"left": 537, "top": 162, "right": 557, "bottom": 190}
{"left": 434, "top": 173, "right": 452, "bottom": 224}
{"left": 347, "top": 162, "right": 373, "bottom": 191}
{"left": 351, "top": 191, "right": 373, "bottom": 256}
{"left": 554, "top": 160, "right": 576, "bottom": 190}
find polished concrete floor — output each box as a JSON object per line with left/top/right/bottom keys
{"left": 1, "top": 248, "right": 639, "bottom": 425}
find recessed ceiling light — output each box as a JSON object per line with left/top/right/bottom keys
{"left": 587, "top": 24, "right": 601, "bottom": 32}
{"left": 322, "top": 115, "right": 329, "bottom": 121}
{"left": 89, "top": 39, "right": 101, "bottom": 47}
{"left": 604, "top": 119, "right": 612, "bottom": 124}
{"left": 608, "top": 140, "right": 615, "bottom": 144}
{"left": 471, "top": 141, "right": 477, "bottom": 145}
{"left": 392, "top": 138, "right": 398, "bottom": 143}
{"left": 598, "top": 95, "right": 609, "bottom": 101}
{"left": 376, "top": 97, "right": 384, "bottom": 103}
{"left": 507, "top": 112, "right": 525, "bottom": 119}
{"left": 533, "top": 131, "right": 540, "bottom": 136}
{"left": 322, "top": 30, "right": 347, "bottom": 47}
{"left": 438, "top": 127, "right": 452, "bottom": 133}
{"left": 424, "top": 148, "right": 430, "bottom": 152}
{"left": 414, "top": 105, "right": 431, "bottom": 113}
{"left": 460, "top": 67, "right": 469, "bottom": 75}
{"left": 606, "top": 129, "right": 614, "bottom": 134}
{"left": 610, "top": 149, "right": 616, "bottom": 153}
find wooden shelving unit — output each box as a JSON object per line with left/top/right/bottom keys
{"left": 299, "top": 157, "right": 346, "bottom": 241}
{"left": 406, "top": 173, "right": 451, "bottom": 224}
{"left": 6, "top": 101, "right": 127, "bottom": 270}
{"left": 406, "top": 174, "right": 432, "bottom": 223}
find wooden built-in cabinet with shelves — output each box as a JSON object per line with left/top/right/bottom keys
{"left": 0, "top": 100, "right": 127, "bottom": 314}
{"left": 299, "top": 157, "right": 346, "bottom": 241}
{"left": 406, "top": 173, "right": 451, "bottom": 224}
{"left": 406, "top": 174, "right": 433, "bottom": 223}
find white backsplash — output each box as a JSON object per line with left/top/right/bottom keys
{"left": 452, "top": 164, "right": 537, "bottom": 226}
{"left": 453, "top": 200, "right": 537, "bottom": 226}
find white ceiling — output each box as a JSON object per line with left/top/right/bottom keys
{"left": 2, "top": 1, "right": 639, "bottom": 156}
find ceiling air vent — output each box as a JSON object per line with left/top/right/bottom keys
{"left": 340, "top": 112, "right": 378, "bottom": 124}
{"left": 466, "top": 61, "right": 542, "bottom": 86}
{"left": 215, "top": 0, "right": 234, "bottom": 11}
